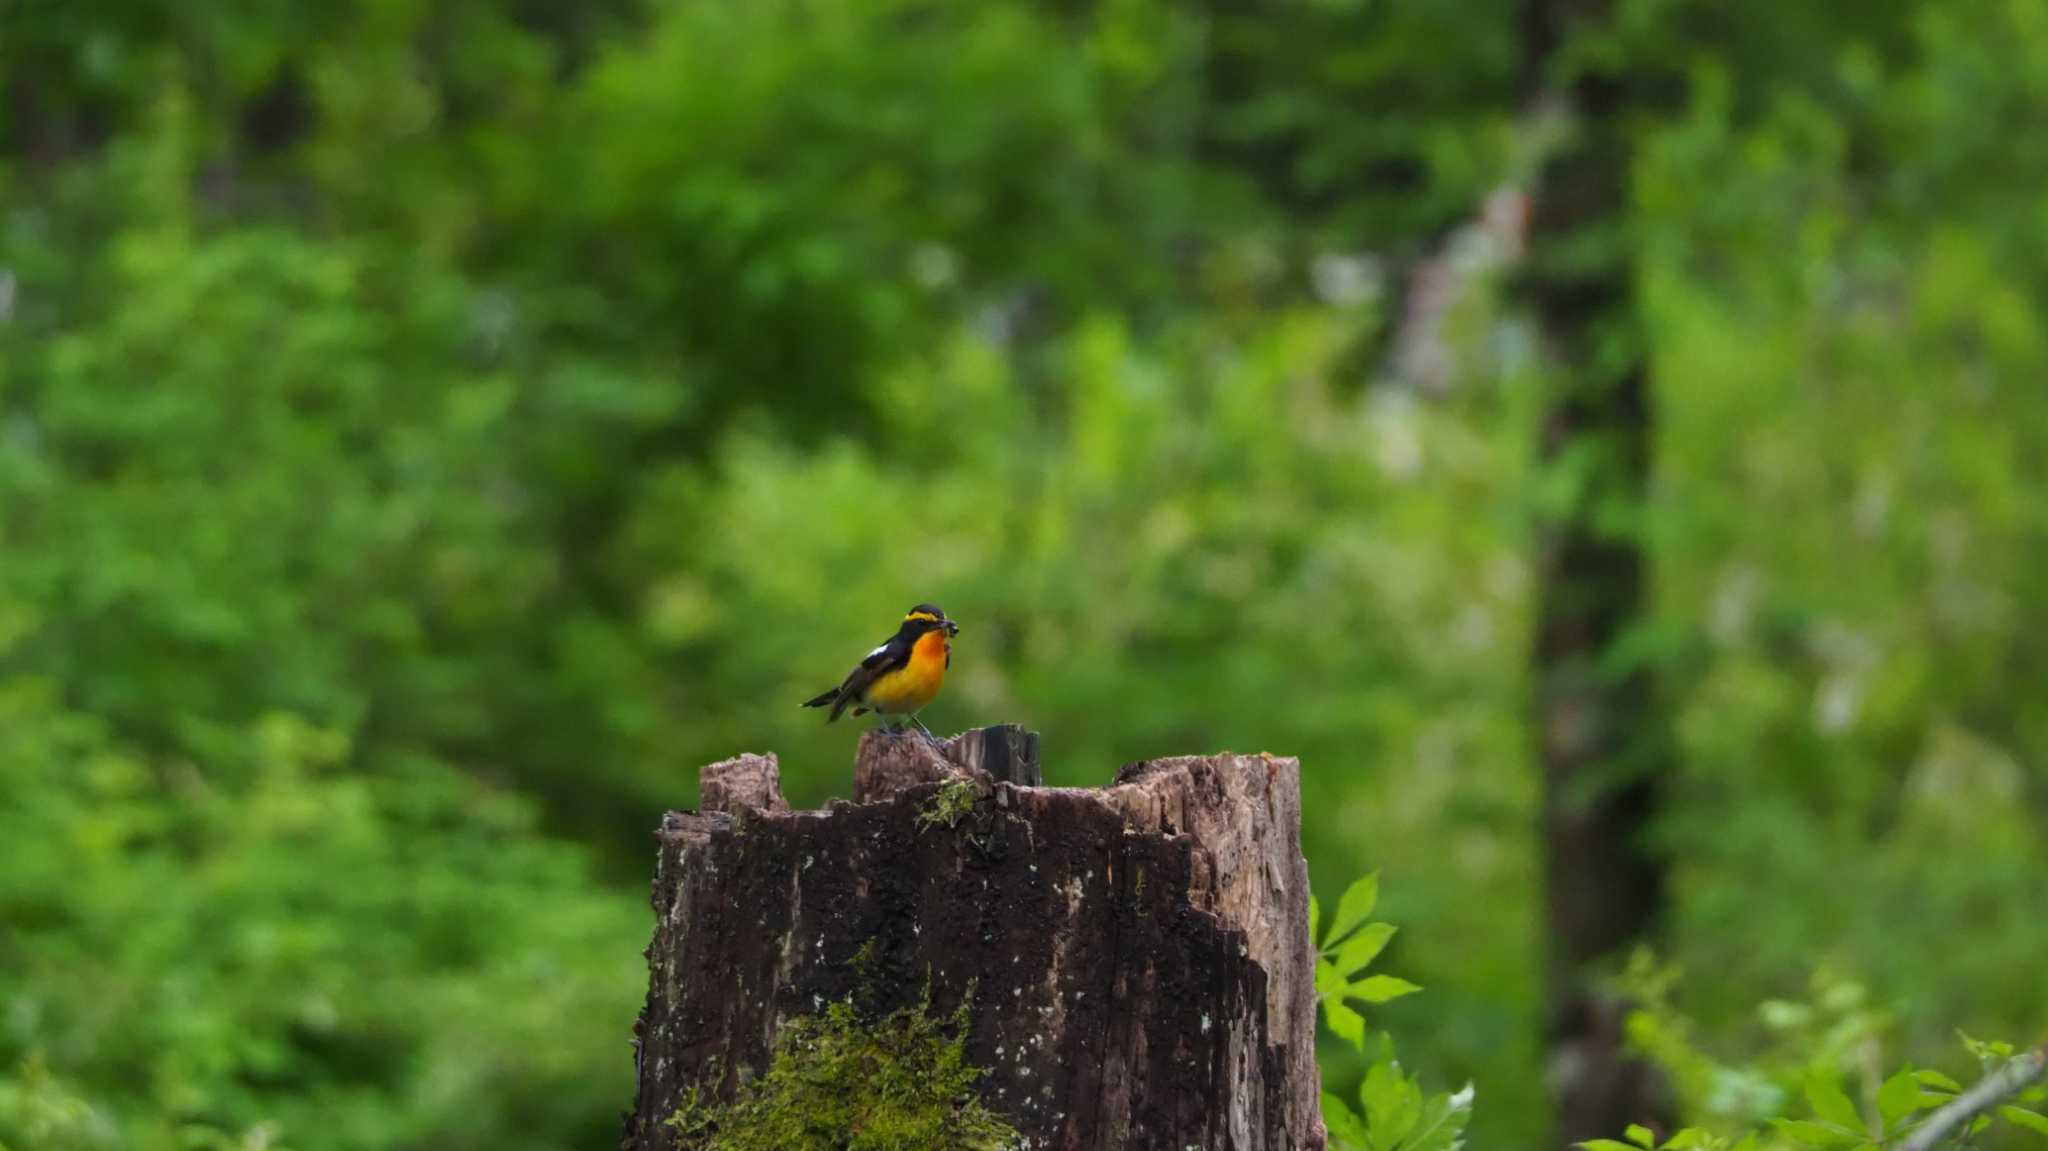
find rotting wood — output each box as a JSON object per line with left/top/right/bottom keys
{"left": 624, "top": 725, "right": 1325, "bottom": 1150}
{"left": 697, "top": 752, "right": 787, "bottom": 815}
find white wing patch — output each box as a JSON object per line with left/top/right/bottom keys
{"left": 867, "top": 644, "right": 889, "bottom": 660}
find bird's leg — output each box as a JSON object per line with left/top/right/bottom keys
{"left": 908, "top": 714, "right": 938, "bottom": 744}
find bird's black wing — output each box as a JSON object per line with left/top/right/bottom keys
{"left": 803, "top": 630, "right": 912, "bottom": 721}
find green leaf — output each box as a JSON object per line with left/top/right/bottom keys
{"left": 1999, "top": 1106, "right": 2048, "bottom": 1139}
{"left": 1401, "top": 1085, "right": 1474, "bottom": 1151}
{"left": 1959, "top": 1031, "right": 2016, "bottom": 1062}
{"left": 1878, "top": 1069, "right": 1927, "bottom": 1127}
{"left": 1322, "top": 1093, "right": 1368, "bottom": 1149}
{"left": 1316, "top": 957, "right": 1343, "bottom": 1000}
{"left": 1913, "top": 1069, "right": 1963, "bottom": 1093}
{"left": 1806, "top": 1077, "right": 1864, "bottom": 1134}
{"left": 1326, "top": 873, "right": 1380, "bottom": 947}
{"left": 1325, "top": 998, "right": 1367, "bottom": 1050}
{"left": 1362, "top": 1061, "right": 1422, "bottom": 1146}
{"left": 1770, "top": 1119, "right": 1862, "bottom": 1148}
{"left": 1351, "top": 975, "right": 1423, "bottom": 1004}
{"left": 1579, "top": 1142, "right": 1640, "bottom": 1151}
{"left": 1626, "top": 1124, "right": 1657, "bottom": 1149}
{"left": 1660, "top": 1129, "right": 1710, "bottom": 1150}
{"left": 1330, "top": 922, "right": 1397, "bottom": 977}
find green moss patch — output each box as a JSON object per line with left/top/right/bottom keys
{"left": 665, "top": 992, "right": 1018, "bottom": 1151}
{"left": 914, "top": 776, "right": 984, "bottom": 833}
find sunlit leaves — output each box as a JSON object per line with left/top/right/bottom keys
{"left": 1802, "top": 1078, "right": 1864, "bottom": 1135}
{"left": 1331, "top": 1062, "right": 1473, "bottom": 1151}
{"left": 1768, "top": 1118, "right": 1863, "bottom": 1148}
{"left": 1325, "top": 1092, "right": 1371, "bottom": 1147}
{"left": 1364, "top": 1061, "right": 1425, "bottom": 1144}
{"left": 1598, "top": 1022, "right": 2047, "bottom": 1151}
{"left": 1581, "top": 1126, "right": 1760, "bottom": 1151}
{"left": 1331, "top": 922, "right": 1398, "bottom": 976}
{"left": 1999, "top": 1107, "right": 2048, "bottom": 1140}
{"left": 1960, "top": 1033, "right": 2019, "bottom": 1064}
{"left": 1326, "top": 872, "right": 1382, "bottom": 948}
{"left": 1315, "top": 874, "right": 1422, "bottom": 1029}
{"left": 1315, "top": 876, "right": 1470, "bottom": 1151}
{"left": 1912, "top": 1070, "right": 1963, "bottom": 1093}
{"left": 1874, "top": 1069, "right": 1926, "bottom": 1128}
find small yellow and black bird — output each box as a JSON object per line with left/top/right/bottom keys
{"left": 803, "top": 603, "right": 959, "bottom": 738}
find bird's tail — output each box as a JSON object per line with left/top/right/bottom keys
{"left": 804, "top": 685, "right": 865, "bottom": 721}
{"left": 803, "top": 687, "right": 850, "bottom": 722}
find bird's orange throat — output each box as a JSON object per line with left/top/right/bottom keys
{"left": 861, "top": 628, "right": 951, "bottom": 715}
{"left": 913, "top": 628, "right": 951, "bottom": 668}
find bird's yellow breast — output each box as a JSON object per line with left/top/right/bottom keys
{"left": 861, "top": 630, "right": 949, "bottom": 714}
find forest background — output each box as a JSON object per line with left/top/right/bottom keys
{"left": 4, "top": 1, "right": 2047, "bottom": 1148}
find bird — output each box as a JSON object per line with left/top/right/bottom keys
{"left": 802, "top": 603, "right": 959, "bottom": 739}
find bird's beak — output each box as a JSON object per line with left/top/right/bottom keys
{"left": 944, "top": 621, "right": 960, "bottom": 636}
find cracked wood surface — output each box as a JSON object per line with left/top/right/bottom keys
{"left": 624, "top": 726, "right": 1325, "bottom": 1150}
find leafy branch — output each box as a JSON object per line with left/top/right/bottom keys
{"left": 1759, "top": 1034, "right": 2048, "bottom": 1151}
{"left": 1311, "top": 874, "right": 1473, "bottom": 1151}
{"left": 1894, "top": 1041, "right": 2047, "bottom": 1151}
{"left": 1581, "top": 1030, "right": 2048, "bottom": 1151}
{"left": 1312, "top": 873, "right": 1422, "bottom": 1047}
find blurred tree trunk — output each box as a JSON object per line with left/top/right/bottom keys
{"left": 1517, "top": 0, "right": 1673, "bottom": 1143}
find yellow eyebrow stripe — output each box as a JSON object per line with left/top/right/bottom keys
{"left": 903, "top": 611, "right": 941, "bottom": 623}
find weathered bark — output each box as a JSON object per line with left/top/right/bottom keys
{"left": 698, "top": 753, "right": 789, "bottom": 815}
{"left": 625, "top": 727, "right": 1324, "bottom": 1151}
{"left": 848, "top": 723, "right": 1042, "bottom": 801}
{"left": 1517, "top": 0, "right": 1674, "bottom": 1141}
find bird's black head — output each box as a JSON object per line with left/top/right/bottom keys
{"left": 903, "top": 603, "right": 959, "bottom": 636}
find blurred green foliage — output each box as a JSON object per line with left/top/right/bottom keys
{"left": 1605, "top": 955, "right": 2048, "bottom": 1151}
{"left": 3, "top": 0, "right": 2046, "bottom": 1148}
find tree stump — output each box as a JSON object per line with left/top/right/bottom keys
{"left": 625, "top": 726, "right": 1325, "bottom": 1150}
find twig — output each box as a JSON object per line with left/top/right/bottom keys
{"left": 1895, "top": 1045, "right": 2048, "bottom": 1151}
